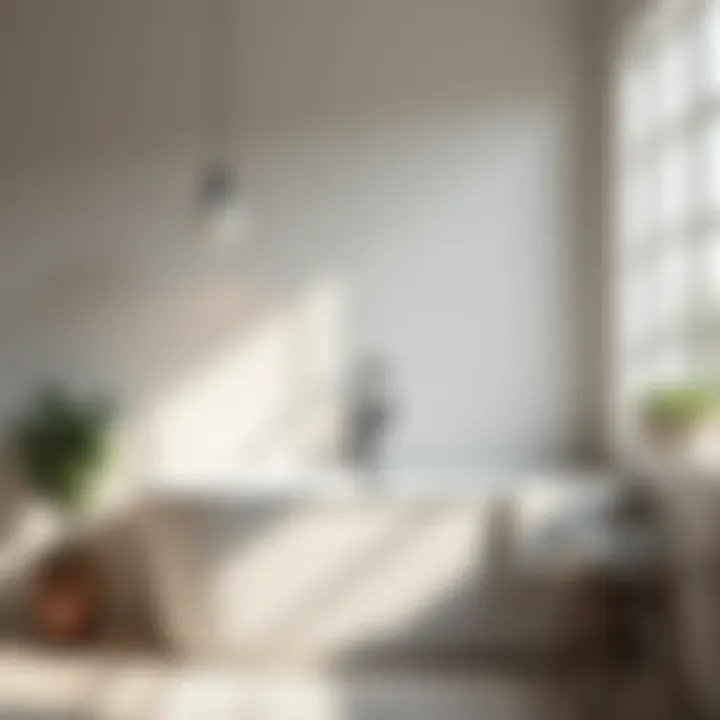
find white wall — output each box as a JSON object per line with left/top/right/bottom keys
{"left": 0, "top": 0, "right": 597, "bottom": 484}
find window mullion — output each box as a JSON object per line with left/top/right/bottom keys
{"left": 688, "top": 1, "right": 707, "bottom": 376}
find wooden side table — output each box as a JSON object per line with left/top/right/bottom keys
{"left": 561, "top": 558, "right": 697, "bottom": 718}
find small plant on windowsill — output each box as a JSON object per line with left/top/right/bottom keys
{"left": 9, "top": 383, "right": 114, "bottom": 645}
{"left": 638, "top": 381, "right": 716, "bottom": 453}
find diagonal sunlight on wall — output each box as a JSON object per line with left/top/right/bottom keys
{"left": 210, "top": 507, "right": 404, "bottom": 648}
{"left": 295, "top": 508, "right": 490, "bottom": 654}
{"left": 146, "top": 277, "right": 346, "bottom": 479}
{"left": 193, "top": 503, "right": 494, "bottom": 657}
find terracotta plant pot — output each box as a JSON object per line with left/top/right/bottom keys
{"left": 32, "top": 544, "right": 105, "bottom": 645}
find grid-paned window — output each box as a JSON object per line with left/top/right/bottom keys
{"left": 614, "top": 1, "right": 720, "bottom": 441}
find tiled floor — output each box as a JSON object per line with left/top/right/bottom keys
{"left": 0, "top": 646, "right": 579, "bottom": 720}
{"left": 155, "top": 671, "right": 570, "bottom": 720}
{"left": 0, "top": 644, "right": 699, "bottom": 720}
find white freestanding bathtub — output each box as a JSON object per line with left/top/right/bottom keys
{"left": 139, "top": 471, "right": 617, "bottom": 663}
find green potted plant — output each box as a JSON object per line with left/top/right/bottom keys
{"left": 9, "top": 383, "right": 114, "bottom": 644}
{"left": 11, "top": 384, "right": 112, "bottom": 512}
{"left": 638, "top": 381, "right": 715, "bottom": 451}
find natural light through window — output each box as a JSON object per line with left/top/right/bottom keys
{"left": 614, "top": 0, "right": 720, "bottom": 452}
{"left": 147, "top": 278, "right": 346, "bottom": 481}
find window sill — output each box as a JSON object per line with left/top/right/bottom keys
{"left": 618, "top": 447, "right": 720, "bottom": 486}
